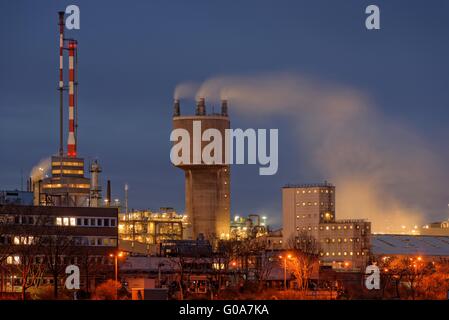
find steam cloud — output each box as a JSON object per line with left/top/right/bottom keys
{"left": 173, "top": 81, "right": 201, "bottom": 100}
{"left": 174, "top": 72, "right": 448, "bottom": 233}
{"left": 30, "top": 157, "right": 51, "bottom": 182}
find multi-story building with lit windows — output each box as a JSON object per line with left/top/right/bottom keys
{"left": 282, "top": 182, "right": 371, "bottom": 271}
{"left": 0, "top": 204, "right": 118, "bottom": 292}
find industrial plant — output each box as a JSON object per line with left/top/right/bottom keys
{"left": 1, "top": 6, "right": 449, "bottom": 303}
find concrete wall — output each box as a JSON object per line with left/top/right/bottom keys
{"left": 173, "top": 115, "right": 230, "bottom": 240}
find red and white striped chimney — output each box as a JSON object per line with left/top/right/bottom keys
{"left": 67, "top": 40, "right": 77, "bottom": 157}
{"left": 58, "top": 11, "right": 65, "bottom": 156}
{"left": 59, "top": 13, "right": 64, "bottom": 90}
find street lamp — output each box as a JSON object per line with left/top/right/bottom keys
{"left": 278, "top": 254, "right": 292, "bottom": 290}
{"left": 110, "top": 251, "right": 124, "bottom": 299}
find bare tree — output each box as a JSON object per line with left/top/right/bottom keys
{"left": 214, "top": 240, "right": 240, "bottom": 291}
{"left": 77, "top": 248, "right": 109, "bottom": 295}
{"left": 40, "top": 227, "right": 76, "bottom": 299}
{"left": 286, "top": 232, "right": 320, "bottom": 296}
{"left": 250, "top": 240, "right": 275, "bottom": 291}
{"left": 0, "top": 206, "right": 49, "bottom": 299}
{"left": 13, "top": 244, "right": 45, "bottom": 300}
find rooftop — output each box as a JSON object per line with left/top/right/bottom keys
{"left": 371, "top": 234, "right": 449, "bottom": 256}
{"left": 283, "top": 181, "right": 334, "bottom": 189}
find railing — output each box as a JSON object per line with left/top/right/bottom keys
{"left": 284, "top": 181, "right": 334, "bottom": 188}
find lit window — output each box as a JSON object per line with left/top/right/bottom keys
{"left": 63, "top": 218, "right": 69, "bottom": 226}
{"left": 325, "top": 226, "right": 329, "bottom": 230}
{"left": 70, "top": 218, "right": 76, "bottom": 226}
{"left": 13, "top": 237, "right": 20, "bottom": 245}
{"left": 7, "top": 256, "right": 20, "bottom": 264}
{"left": 56, "top": 217, "right": 62, "bottom": 226}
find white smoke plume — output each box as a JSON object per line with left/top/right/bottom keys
{"left": 30, "top": 157, "right": 51, "bottom": 182}
{"left": 173, "top": 81, "right": 201, "bottom": 100}
{"left": 175, "top": 72, "right": 448, "bottom": 233}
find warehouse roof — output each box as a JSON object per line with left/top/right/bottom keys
{"left": 371, "top": 234, "right": 449, "bottom": 256}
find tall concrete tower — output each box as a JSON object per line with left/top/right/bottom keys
{"left": 172, "top": 98, "right": 231, "bottom": 240}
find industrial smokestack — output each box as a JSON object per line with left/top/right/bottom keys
{"left": 89, "top": 160, "right": 102, "bottom": 207}
{"left": 106, "top": 180, "right": 111, "bottom": 207}
{"left": 221, "top": 99, "right": 228, "bottom": 117}
{"left": 173, "top": 99, "right": 180, "bottom": 117}
{"left": 125, "top": 183, "right": 129, "bottom": 217}
{"left": 58, "top": 11, "right": 64, "bottom": 157}
{"left": 196, "top": 98, "right": 206, "bottom": 116}
{"left": 67, "top": 40, "right": 77, "bottom": 157}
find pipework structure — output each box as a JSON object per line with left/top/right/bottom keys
{"left": 172, "top": 98, "right": 231, "bottom": 241}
